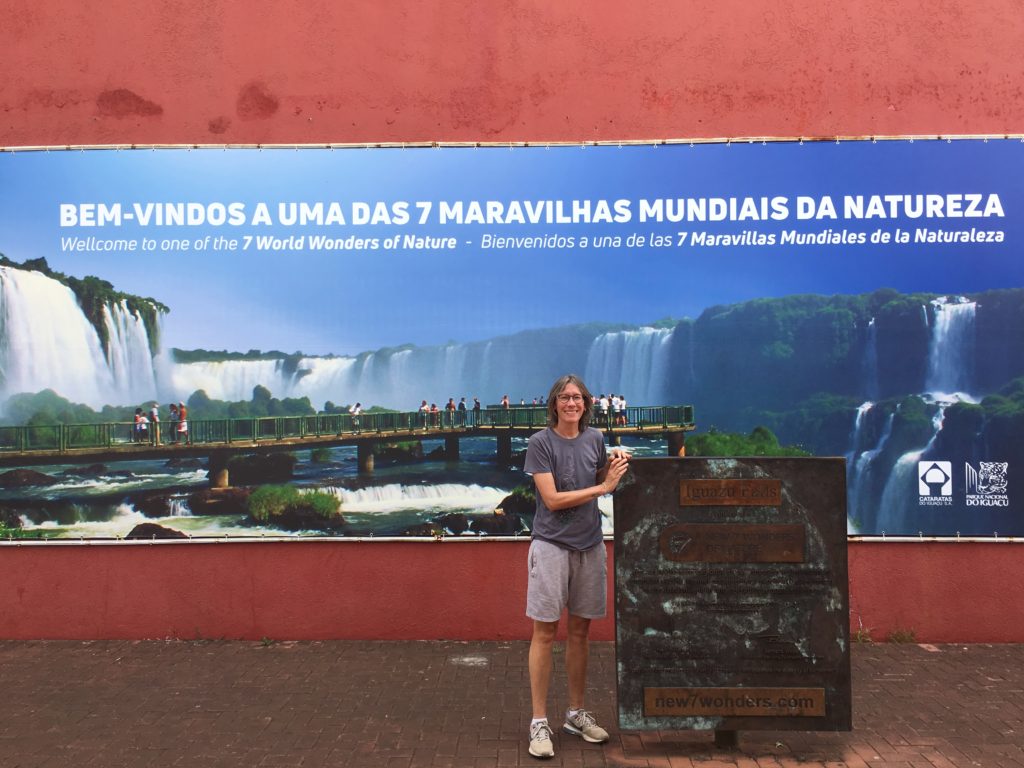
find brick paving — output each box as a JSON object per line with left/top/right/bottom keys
{"left": 0, "top": 641, "right": 1021, "bottom": 767}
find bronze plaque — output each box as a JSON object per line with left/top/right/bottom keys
{"left": 659, "top": 523, "right": 805, "bottom": 563}
{"left": 645, "top": 687, "right": 826, "bottom": 717}
{"left": 680, "top": 478, "right": 782, "bottom": 506}
{"left": 615, "top": 457, "right": 851, "bottom": 733}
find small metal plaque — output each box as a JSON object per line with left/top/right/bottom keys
{"left": 679, "top": 478, "right": 782, "bottom": 506}
{"left": 645, "top": 687, "right": 826, "bottom": 717}
{"left": 659, "top": 523, "right": 805, "bottom": 563}
{"left": 615, "top": 458, "right": 851, "bottom": 733}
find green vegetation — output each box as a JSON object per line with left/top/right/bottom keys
{"left": 760, "top": 393, "right": 863, "bottom": 456}
{"left": 170, "top": 349, "right": 317, "bottom": 383}
{"left": 0, "top": 386, "right": 315, "bottom": 427}
{"left": 509, "top": 484, "right": 536, "bottom": 505}
{"left": 680, "top": 287, "right": 1024, "bottom": 456}
{"left": 686, "top": 426, "right": 810, "bottom": 457}
{"left": 885, "top": 627, "right": 917, "bottom": 644}
{"left": 650, "top": 316, "right": 682, "bottom": 329}
{"left": 323, "top": 401, "right": 395, "bottom": 415}
{"left": 852, "top": 626, "right": 874, "bottom": 644}
{"left": 3, "top": 389, "right": 101, "bottom": 427}
{"left": 171, "top": 348, "right": 300, "bottom": 363}
{"left": 186, "top": 385, "right": 314, "bottom": 420}
{"left": 0, "top": 524, "right": 58, "bottom": 540}
{"left": 246, "top": 485, "right": 340, "bottom": 523}
{"left": 852, "top": 615, "right": 875, "bottom": 643}
{"left": 0, "top": 256, "right": 167, "bottom": 355}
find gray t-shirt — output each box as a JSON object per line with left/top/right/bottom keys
{"left": 524, "top": 426, "right": 607, "bottom": 551}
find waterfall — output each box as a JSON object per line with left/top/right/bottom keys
{"left": 583, "top": 327, "right": 674, "bottom": 403}
{"left": 925, "top": 297, "right": 976, "bottom": 398}
{"left": 686, "top": 324, "right": 696, "bottom": 387}
{"left": 863, "top": 318, "right": 879, "bottom": 400}
{"left": 847, "top": 408, "right": 893, "bottom": 533}
{"left": 290, "top": 357, "right": 358, "bottom": 404}
{"left": 103, "top": 301, "right": 162, "bottom": 406}
{"left": 323, "top": 482, "right": 507, "bottom": 512}
{"left": 170, "top": 359, "right": 291, "bottom": 402}
{"left": 877, "top": 407, "right": 946, "bottom": 533}
{"left": 845, "top": 402, "right": 874, "bottom": 468}
{"left": 169, "top": 326, "right": 678, "bottom": 410}
{"left": 0, "top": 266, "right": 162, "bottom": 409}
{"left": 0, "top": 264, "right": 680, "bottom": 411}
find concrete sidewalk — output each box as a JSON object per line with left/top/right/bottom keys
{"left": 0, "top": 641, "right": 1021, "bottom": 768}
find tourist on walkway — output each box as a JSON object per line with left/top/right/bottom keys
{"left": 133, "top": 408, "right": 148, "bottom": 444}
{"left": 149, "top": 403, "right": 161, "bottom": 445}
{"left": 168, "top": 404, "right": 179, "bottom": 443}
{"left": 177, "top": 402, "right": 189, "bottom": 444}
{"left": 523, "top": 374, "right": 629, "bottom": 759}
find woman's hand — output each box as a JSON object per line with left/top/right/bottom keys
{"left": 602, "top": 453, "right": 630, "bottom": 493}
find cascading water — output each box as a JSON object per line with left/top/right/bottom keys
{"left": 862, "top": 318, "right": 879, "bottom": 400}
{"left": 324, "top": 482, "right": 507, "bottom": 512}
{"left": 0, "top": 266, "right": 162, "bottom": 409}
{"left": 925, "top": 297, "right": 976, "bottom": 398}
{"left": 583, "top": 327, "right": 674, "bottom": 403}
{"left": 878, "top": 406, "right": 946, "bottom": 533}
{"left": 103, "top": 301, "right": 162, "bottom": 406}
{"left": 170, "top": 358, "right": 291, "bottom": 403}
{"left": 288, "top": 357, "right": 358, "bottom": 405}
{"left": 171, "top": 326, "right": 677, "bottom": 410}
{"left": 845, "top": 402, "right": 874, "bottom": 468}
{"left": 846, "top": 407, "right": 893, "bottom": 533}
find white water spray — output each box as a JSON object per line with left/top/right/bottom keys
{"left": 925, "top": 297, "right": 976, "bottom": 398}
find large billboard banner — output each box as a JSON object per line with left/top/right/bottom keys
{"left": 0, "top": 140, "right": 1021, "bottom": 538}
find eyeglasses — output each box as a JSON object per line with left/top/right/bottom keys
{"left": 556, "top": 394, "right": 584, "bottom": 403}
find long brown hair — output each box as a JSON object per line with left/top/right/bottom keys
{"left": 546, "top": 374, "right": 594, "bottom": 430}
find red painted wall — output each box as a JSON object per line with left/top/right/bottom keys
{"left": 2, "top": 1, "right": 1022, "bottom": 147}
{"left": 2, "top": 2, "right": 1022, "bottom": 641}
{"left": 1, "top": 540, "right": 1021, "bottom": 642}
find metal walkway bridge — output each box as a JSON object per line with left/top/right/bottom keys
{"left": 0, "top": 405, "right": 696, "bottom": 481}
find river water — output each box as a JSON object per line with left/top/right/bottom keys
{"left": 5, "top": 436, "right": 668, "bottom": 539}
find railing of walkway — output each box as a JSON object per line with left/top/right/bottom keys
{"left": 0, "top": 405, "right": 695, "bottom": 453}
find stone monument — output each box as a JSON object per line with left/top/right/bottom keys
{"left": 614, "top": 457, "right": 851, "bottom": 738}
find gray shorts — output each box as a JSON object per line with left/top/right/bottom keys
{"left": 526, "top": 538, "right": 607, "bottom": 622}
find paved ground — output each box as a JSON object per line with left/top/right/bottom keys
{"left": 0, "top": 640, "right": 1021, "bottom": 767}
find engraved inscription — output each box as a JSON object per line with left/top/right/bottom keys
{"left": 645, "top": 687, "right": 826, "bottom": 717}
{"left": 631, "top": 566, "right": 831, "bottom": 595}
{"left": 679, "top": 478, "right": 782, "bottom": 506}
{"left": 659, "top": 523, "right": 805, "bottom": 563}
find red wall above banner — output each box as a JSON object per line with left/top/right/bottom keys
{"left": 2, "top": 1, "right": 1022, "bottom": 147}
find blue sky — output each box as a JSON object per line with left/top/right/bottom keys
{"left": 0, "top": 140, "right": 1021, "bottom": 355}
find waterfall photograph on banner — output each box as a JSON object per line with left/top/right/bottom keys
{"left": 0, "top": 140, "right": 1021, "bottom": 539}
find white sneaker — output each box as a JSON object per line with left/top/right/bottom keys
{"left": 563, "top": 709, "right": 609, "bottom": 743}
{"left": 528, "top": 719, "right": 554, "bottom": 758}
